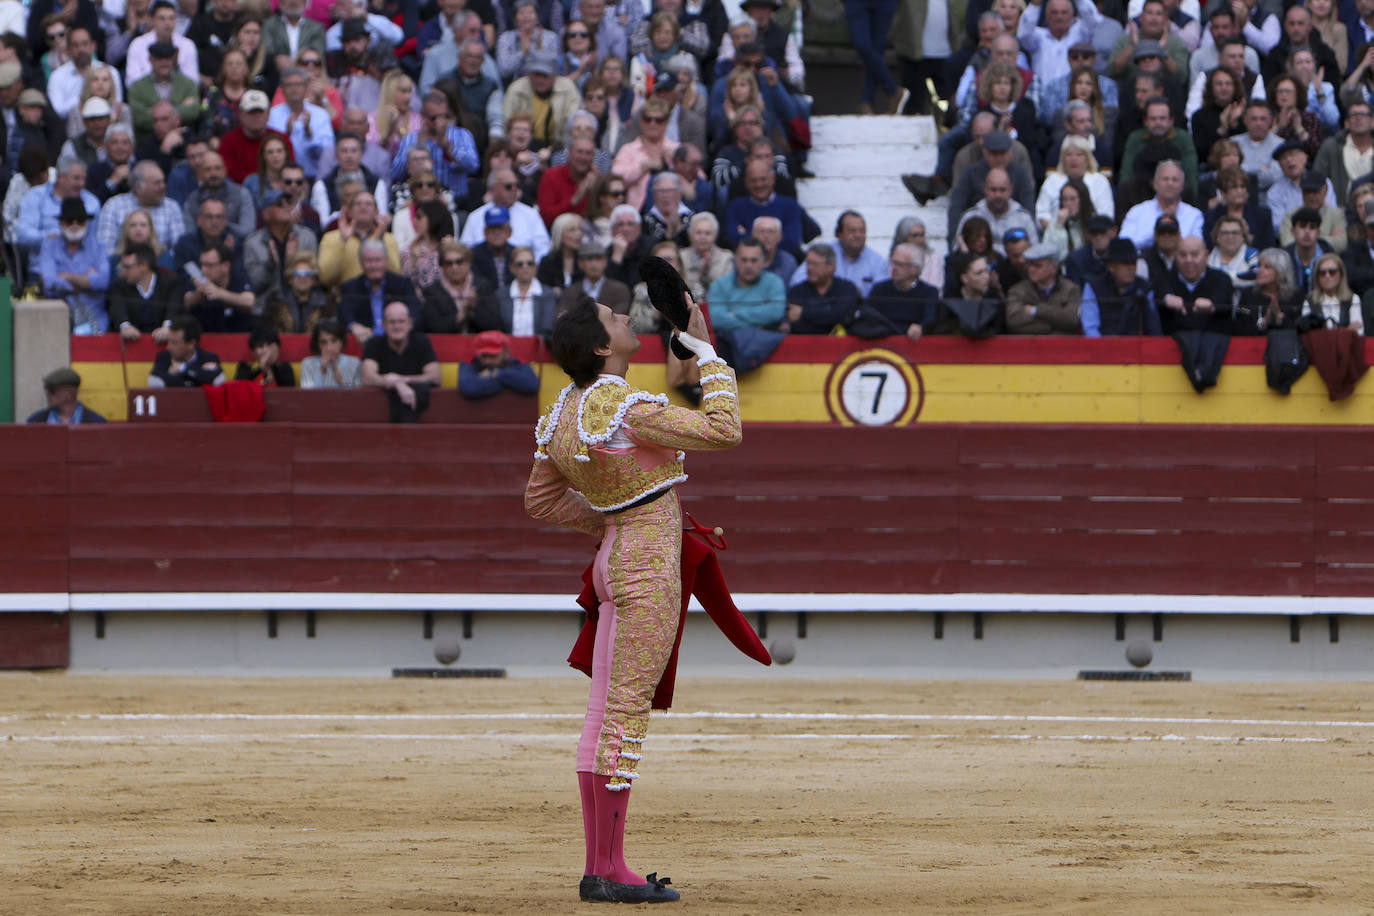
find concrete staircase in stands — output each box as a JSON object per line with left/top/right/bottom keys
{"left": 797, "top": 114, "right": 946, "bottom": 257}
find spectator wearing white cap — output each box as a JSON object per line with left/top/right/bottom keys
{"left": 219, "top": 89, "right": 295, "bottom": 185}
{"left": 60, "top": 97, "right": 113, "bottom": 167}
{"left": 1005, "top": 241, "right": 1084, "bottom": 335}
{"left": 46, "top": 28, "right": 123, "bottom": 120}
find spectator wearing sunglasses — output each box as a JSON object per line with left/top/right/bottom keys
{"left": 611, "top": 97, "right": 679, "bottom": 210}
{"left": 460, "top": 167, "right": 553, "bottom": 259}
{"left": 245, "top": 189, "right": 320, "bottom": 308}
{"left": 475, "top": 245, "right": 559, "bottom": 338}
{"left": 391, "top": 91, "right": 480, "bottom": 200}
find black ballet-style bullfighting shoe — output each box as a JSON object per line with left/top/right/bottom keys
{"left": 586, "top": 872, "right": 680, "bottom": 903}
{"left": 580, "top": 875, "right": 606, "bottom": 901}
{"left": 638, "top": 256, "right": 697, "bottom": 362}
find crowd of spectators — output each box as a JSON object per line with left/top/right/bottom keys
{"left": 898, "top": 0, "right": 1374, "bottom": 350}
{"left": 8, "top": 0, "right": 1370, "bottom": 419}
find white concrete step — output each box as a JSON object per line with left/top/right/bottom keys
{"left": 797, "top": 113, "right": 948, "bottom": 256}
{"left": 808, "top": 114, "right": 938, "bottom": 148}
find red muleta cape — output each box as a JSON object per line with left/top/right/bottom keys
{"left": 567, "top": 513, "right": 772, "bottom": 709}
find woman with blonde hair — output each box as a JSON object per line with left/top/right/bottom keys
{"left": 679, "top": 211, "right": 732, "bottom": 302}
{"left": 64, "top": 65, "right": 134, "bottom": 140}
{"left": 1308, "top": 0, "right": 1349, "bottom": 76}
{"left": 111, "top": 209, "right": 174, "bottom": 274}
{"left": 1035, "top": 135, "right": 1114, "bottom": 227}
{"left": 371, "top": 71, "right": 422, "bottom": 157}
{"left": 1306, "top": 252, "right": 1365, "bottom": 333}
{"left": 710, "top": 66, "right": 764, "bottom": 149}
{"left": 539, "top": 212, "right": 587, "bottom": 290}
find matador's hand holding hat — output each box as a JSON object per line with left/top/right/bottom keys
{"left": 639, "top": 255, "right": 699, "bottom": 361}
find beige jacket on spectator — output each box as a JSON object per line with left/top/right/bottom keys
{"left": 1005, "top": 277, "right": 1083, "bottom": 335}
{"left": 317, "top": 231, "right": 403, "bottom": 287}
{"left": 1279, "top": 206, "right": 1348, "bottom": 254}
{"left": 502, "top": 75, "right": 582, "bottom": 148}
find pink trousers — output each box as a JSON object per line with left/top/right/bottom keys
{"left": 576, "top": 492, "right": 682, "bottom": 789}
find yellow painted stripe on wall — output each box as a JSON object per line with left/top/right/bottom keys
{"left": 79, "top": 360, "right": 1374, "bottom": 426}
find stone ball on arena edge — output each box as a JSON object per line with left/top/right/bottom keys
{"left": 770, "top": 638, "right": 796, "bottom": 665}
{"left": 434, "top": 642, "right": 461, "bottom": 666}
{"left": 1125, "top": 641, "right": 1152, "bottom": 669}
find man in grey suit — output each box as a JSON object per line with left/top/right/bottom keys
{"left": 264, "top": 0, "right": 327, "bottom": 73}
{"left": 557, "top": 241, "right": 632, "bottom": 314}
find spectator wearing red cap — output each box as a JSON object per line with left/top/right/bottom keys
{"left": 459, "top": 330, "right": 539, "bottom": 398}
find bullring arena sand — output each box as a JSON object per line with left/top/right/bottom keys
{"left": 3, "top": 675, "right": 1374, "bottom": 914}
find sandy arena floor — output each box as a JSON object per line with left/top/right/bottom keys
{"left": 1, "top": 675, "right": 1372, "bottom": 914}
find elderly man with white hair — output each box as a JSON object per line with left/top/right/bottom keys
{"left": 1157, "top": 234, "right": 1234, "bottom": 334}
{"left": 96, "top": 160, "right": 185, "bottom": 253}
{"left": 751, "top": 215, "right": 797, "bottom": 281}
{"left": 862, "top": 242, "right": 945, "bottom": 339}
{"left": 1119, "top": 160, "right": 1204, "bottom": 248}
{"left": 460, "top": 167, "right": 552, "bottom": 259}
{"left": 642, "top": 172, "right": 693, "bottom": 245}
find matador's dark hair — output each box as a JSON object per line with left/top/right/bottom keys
{"left": 551, "top": 294, "right": 609, "bottom": 387}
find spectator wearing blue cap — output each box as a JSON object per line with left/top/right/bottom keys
{"left": 245, "top": 189, "right": 320, "bottom": 308}
{"left": 470, "top": 204, "right": 519, "bottom": 290}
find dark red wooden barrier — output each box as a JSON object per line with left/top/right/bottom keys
{"left": 123, "top": 388, "right": 539, "bottom": 424}
{"left": 1, "top": 423, "right": 1373, "bottom": 609}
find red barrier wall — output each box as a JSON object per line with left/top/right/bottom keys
{"left": 3, "top": 423, "right": 1374, "bottom": 603}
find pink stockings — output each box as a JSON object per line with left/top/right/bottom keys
{"left": 579, "top": 771, "right": 642, "bottom": 885}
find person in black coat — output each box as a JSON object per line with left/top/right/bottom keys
{"left": 1062, "top": 215, "right": 1117, "bottom": 290}
{"left": 1156, "top": 236, "right": 1235, "bottom": 334}
{"left": 338, "top": 240, "right": 422, "bottom": 341}
{"left": 860, "top": 243, "right": 950, "bottom": 337}
{"left": 1343, "top": 213, "right": 1374, "bottom": 301}
{"left": 108, "top": 243, "right": 184, "bottom": 339}
{"left": 421, "top": 242, "right": 495, "bottom": 333}
{"left": 234, "top": 326, "right": 297, "bottom": 387}
{"left": 147, "top": 314, "right": 226, "bottom": 387}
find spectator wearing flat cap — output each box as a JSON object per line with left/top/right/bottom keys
{"left": 27, "top": 367, "right": 106, "bottom": 424}
{"left": 556, "top": 239, "right": 630, "bottom": 314}
{"left": 125, "top": 1, "right": 200, "bottom": 85}
{"left": 1082, "top": 237, "right": 1161, "bottom": 337}
{"left": 127, "top": 40, "right": 203, "bottom": 144}
{"left": 946, "top": 129, "right": 1038, "bottom": 245}
{"left": 1267, "top": 140, "right": 1335, "bottom": 234}
{"left": 39, "top": 197, "right": 110, "bottom": 334}
{"left": 458, "top": 329, "right": 540, "bottom": 399}
{"left": 1005, "top": 241, "right": 1083, "bottom": 335}
{"left": 1280, "top": 171, "right": 1347, "bottom": 253}
{"left": 502, "top": 52, "right": 581, "bottom": 148}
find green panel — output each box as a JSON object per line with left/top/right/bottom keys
{"left": 0, "top": 277, "right": 12, "bottom": 423}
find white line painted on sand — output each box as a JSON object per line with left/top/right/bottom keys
{"left": 0, "top": 732, "right": 1339, "bottom": 745}
{"left": 2, "top": 711, "right": 1370, "bottom": 728}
